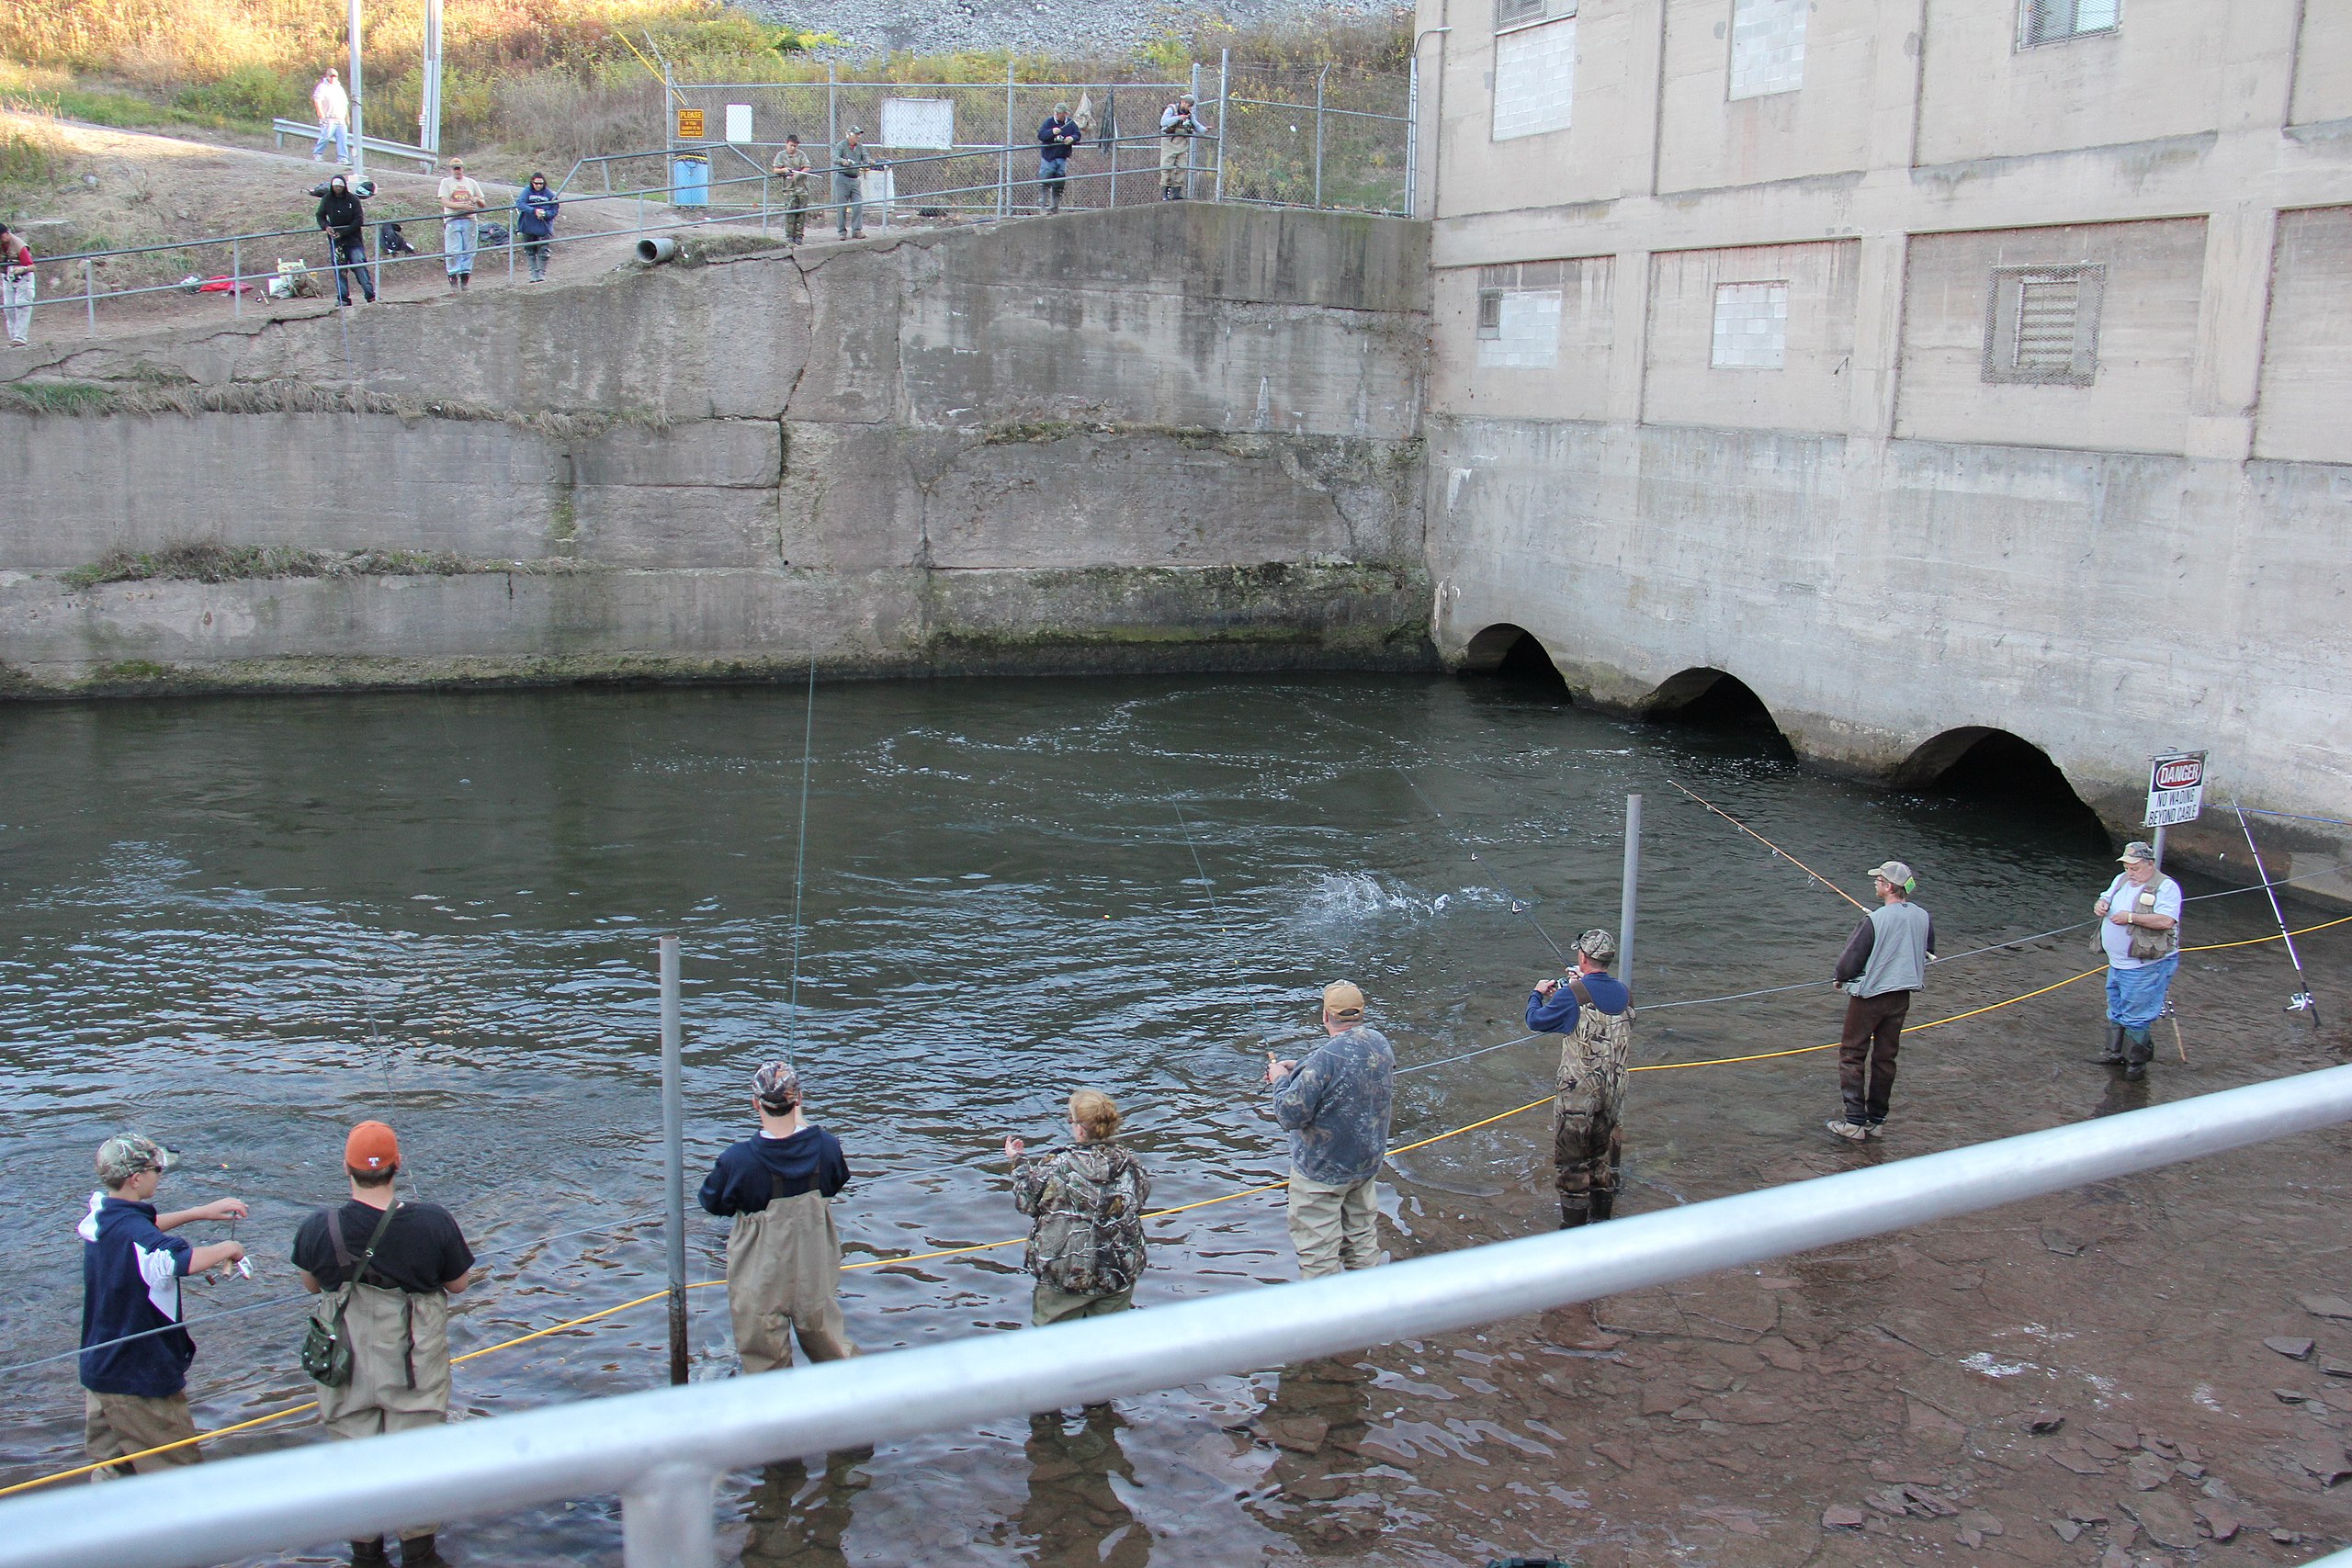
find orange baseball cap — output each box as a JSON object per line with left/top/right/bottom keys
{"left": 345, "top": 1121, "right": 401, "bottom": 1173}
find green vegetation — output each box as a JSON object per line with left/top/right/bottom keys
{"left": 61, "top": 541, "right": 592, "bottom": 588}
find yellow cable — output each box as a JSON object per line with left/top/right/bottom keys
{"left": 8, "top": 910, "right": 2337, "bottom": 1496}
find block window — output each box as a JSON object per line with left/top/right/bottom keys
{"left": 1982, "top": 265, "right": 2103, "bottom": 385}
{"left": 1728, "top": 0, "right": 1808, "bottom": 100}
{"left": 1475, "top": 263, "right": 1565, "bottom": 368}
{"left": 2020, "top": 0, "right": 2119, "bottom": 47}
{"left": 1496, "top": 0, "right": 1575, "bottom": 35}
{"left": 1710, "top": 280, "right": 1788, "bottom": 369}
{"left": 1492, "top": 17, "right": 1576, "bottom": 141}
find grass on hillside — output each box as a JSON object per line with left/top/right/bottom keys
{"left": 0, "top": 1, "right": 1408, "bottom": 171}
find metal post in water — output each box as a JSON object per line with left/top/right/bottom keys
{"left": 660, "top": 933, "right": 688, "bottom": 1388}
{"left": 1313, "top": 62, "right": 1329, "bottom": 209}
{"left": 1619, "top": 794, "right": 1643, "bottom": 990}
{"left": 2151, "top": 824, "right": 2166, "bottom": 874}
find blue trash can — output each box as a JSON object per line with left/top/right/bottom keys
{"left": 671, "top": 153, "right": 708, "bottom": 208}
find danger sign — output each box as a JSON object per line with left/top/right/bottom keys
{"left": 676, "top": 107, "right": 706, "bottom": 139}
{"left": 2143, "top": 750, "right": 2208, "bottom": 829}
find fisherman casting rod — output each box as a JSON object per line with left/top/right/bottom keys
{"left": 1667, "top": 778, "right": 1871, "bottom": 915}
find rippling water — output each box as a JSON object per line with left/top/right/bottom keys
{"left": 0, "top": 673, "right": 2305, "bottom": 1563}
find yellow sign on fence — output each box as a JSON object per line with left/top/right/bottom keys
{"left": 676, "top": 107, "right": 706, "bottom": 139}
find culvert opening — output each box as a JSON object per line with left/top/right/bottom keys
{"left": 1896, "top": 728, "right": 2106, "bottom": 839}
{"left": 1459, "top": 625, "right": 1569, "bottom": 699}
{"left": 1644, "top": 668, "right": 1793, "bottom": 757}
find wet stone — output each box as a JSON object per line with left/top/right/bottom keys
{"left": 2175, "top": 1461, "right": 2206, "bottom": 1481}
{"left": 2121, "top": 1493, "right": 2198, "bottom": 1551}
{"left": 1821, "top": 1504, "right": 1865, "bottom": 1530}
{"left": 2299, "top": 1293, "right": 2352, "bottom": 1320}
{"left": 2126, "top": 1454, "right": 2173, "bottom": 1492}
{"left": 2193, "top": 1501, "right": 2239, "bottom": 1542}
{"left": 2283, "top": 1440, "right": 2352, "bottom": 1485}
{"left": 2266, "top": 1337, "right": 2318, "bottom": 1360}
{"left": 2086, "top": 1421, "right": 2139, "bottom": 1450}
{"left": 2052, "top": 1519, "right": 2083, "bottom": 1543}
{"left": 2051, "top": 1451, "right": 2109, "bottom": 1476}
{"left": 2024, "top": 1410, "right": 2066, "bottom": 1434}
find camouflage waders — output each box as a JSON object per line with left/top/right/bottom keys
{"left": 1551, "top": 976, "right": 1632, "bottom": 1228}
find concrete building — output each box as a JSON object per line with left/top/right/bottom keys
{"left": 1409, "top": 0, "right": 2352, "bottom": 871}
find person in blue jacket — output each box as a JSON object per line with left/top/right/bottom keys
{"left": 1528, "top": 930, "right": 1634, "bottom": 1228}
{"left": 1036, "top": 105, "right": 1082, "bottom": 213}
{"left": 78, "top": 1134, "right": 248, "bottom": 1476}
{"left": 699, "top": 1061, "right": 855, "bottom": 1371}
{"left": 514, "top": 173, "right": 560, "bottom": 283}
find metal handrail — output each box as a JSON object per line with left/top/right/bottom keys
{"left": 4, "top": 1063, "right": 2348, "bottom": 1568}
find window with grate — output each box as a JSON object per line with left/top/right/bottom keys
{"left": 1983, "top": 265, "right": 2103, "bottom": 385}
{"left": 1474, "top": 262, "right": 1566, "bottom": 367}
{"left": 1477, "top": 288, "right": 1505, "bottom": 338}
{"left": 1729, "top": 0, "right": 1808, "bottom": 99}
{"left": 2020, "top": 0, "right": 2119, "bottom": 47}
{"left": 1711, "top": 280, "right": 1789, "bottom": 369}
{"left": 1496, "top": 0, "right": 1575, "bottom": 34}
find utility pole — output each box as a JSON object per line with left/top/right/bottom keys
{"left": 346, "top": 0, "right": 368, "bottom": 184}
{"left": 419, "top": 0, "right": 443, "bottom": 158}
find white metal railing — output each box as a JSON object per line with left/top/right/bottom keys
{"left": 267, "top": 118, "right": 438, "bottom": 171}
{"left": 4, "top": 1063, "right": 2349, "bottom": 1568}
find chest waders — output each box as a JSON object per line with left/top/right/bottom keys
{"left": 1552, "top": 976, "right": 1633, "bottom": 1229}
{"left": 725, "top": 1172, "right": 855, "bottom": 1373}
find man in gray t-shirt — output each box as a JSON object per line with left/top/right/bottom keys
{"left": 1826, "top": 860, "right": 1937, "bottom": 1143}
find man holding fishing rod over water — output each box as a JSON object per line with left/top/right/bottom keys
{"left": 1529, "top": 930, "right": 1634, "bottom": 1229}
{"left": 1827, "top": 861, "right": 1937, "bottom": 1144}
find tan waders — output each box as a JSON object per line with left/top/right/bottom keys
{"left": 727, "top": 1186, "right": 855, "bottom": 1371}
{"left": 1552, "top": 976, "right": 1632, "bottom": 1228}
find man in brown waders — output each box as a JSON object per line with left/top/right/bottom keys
{"left": 294, "top": 1122, "right": 478, "bottom": 1568}
{"left": 1527, "top": 929, "right": 1634, "bottom": 1229}
{"left": 698, "top": 1061, "right": 855, "bottom": 1372}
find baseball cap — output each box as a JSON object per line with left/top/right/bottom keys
{"left": 95, "top": 1134, "right": 178, "bottom": 1188}
{"left": 752, "top": 1060, "right": 802, "bottom": 1111}
{"left": 2118, "top": 841, "right": 2155, "bottom": 863}
{"left": 345, "top": 1121, "right": 401, "bottom": 1174}
{"left": 1866, "top": 861, "right": 1916, "bottom": 887}
{"left": 1573, "top": 929, "right": 1618, "bottom": 964}
{"left": 1322, "top": 981, "right": 1366, "bottom": 1021}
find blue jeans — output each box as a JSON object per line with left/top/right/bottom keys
{"left": 2105, "top": 953, "right": 2177, "bottom": 1029}
{"left": 1038, "top": 155, "right": 1069, "bottom": 205}
{"left": 329, "top": 237, "right": 374, "bottom": 304}
{"left": 311, "top": 120, "right": 349, "bottom": 162}
{"left": 444, "top": 216, "right": 477, "bottom": 276}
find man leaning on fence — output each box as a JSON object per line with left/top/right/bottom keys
{"left": 293, "top": 1121, "right": 478, "bottom": 1568}
{"left": 1159, "top": 93, "right": 1200, "bottom": 200}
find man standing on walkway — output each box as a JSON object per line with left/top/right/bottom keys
{"left": 294, "top": 1122, "right": 476, "bottom": 1568}
{"left": 78, "top": 1134, "right": 248, "bottom": 1478}
{"left": 1528, "top": 929, "right": 1634, "bottom": 1228}
{"left": 831, "top": 128, "right": 885, "bottom": 241}
{"left": 2093, "top": 840, "right": 2181, "bottom": 1082}
{"left": 315, "top": 175, "right": 375, "bottom": 307}
{"left": 1, "top": 224, "right": 35, "bottom": 347}
{"left": 700, "top": 1062, "right": 856, "bottom": 1371}
{"left": 311, "top": 69, "right": 351, "bottom": 164}
{"left": 1827, "top": 861, "right": 1936, "bottom": 1143}
{"left": 771, "top": 135, "right": 813, "bottom": 245}
{"left": 1159, "top": 94, "right": 1200, "bottom": 200}
{"left": 1267, "top": 981, "right": 1394, "bottom": 1278}
{"left": 437, "top": 157, "right": 488, "bottom": 291}
{"left": 1036, "top": 103, "right": 1081, "bottom": 213}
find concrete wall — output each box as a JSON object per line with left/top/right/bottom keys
{"left": 1413, "top": 0, "right": 2352, "bottom": 886}
{"left": 0, "top": 203, "right": 1432, "bottom": 692}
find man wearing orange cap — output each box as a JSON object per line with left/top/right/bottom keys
{"left": 293, "top": 1122, "right": 477, "bottom": 1568}
{"left": 1266, "top": 981, "right": 1395, "bottom": 1279}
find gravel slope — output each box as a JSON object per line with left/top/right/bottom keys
{"left": 753, "top": 0, "right": 1401, "bottom": 63}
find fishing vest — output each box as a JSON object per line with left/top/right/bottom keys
{"left": 1555, "top": 975, "right": 1634, "bottom": 1122}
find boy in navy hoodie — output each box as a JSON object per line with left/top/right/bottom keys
{"left": 698, "top": 1062, "right": 855, "bottom": 1371}
{"left": 78, "top": 1134, "right": 248, "bottom": 1475}
{"left": 1527, "top": 930, "right": 1634, "bottom": 1228}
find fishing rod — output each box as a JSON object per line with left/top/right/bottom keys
{"left": 1171, "top": 804, "right": 1231, "bottom": 945}
{"left": 1667, "top": 778, "right": 1871, "bottom": 915}
{"left": 783, "top": 653, "right": 818, "bottom": 1065}
{"left": 2232, "top": 798, "right": 2321, "bottom": 1021}
{"left": 1395, "top": 767, "right": 1572, "bottom": 967}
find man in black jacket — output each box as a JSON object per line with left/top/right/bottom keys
{"left": 314, "top": 175, "right": 375, "bottom": 307}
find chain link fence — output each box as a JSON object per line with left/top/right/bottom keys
{"left": 1217, "top": 62, "right": 1409, "bottom": 216}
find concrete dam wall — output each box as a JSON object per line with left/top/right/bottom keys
{"left": 0, "top": 204, "right": 1431, "bottom": 693}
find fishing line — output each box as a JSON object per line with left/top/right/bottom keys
{"left": 2232, "top": 798, "right": 2321, "bottom": 1021}
{"left": 1394, "top": 768, "right": 1572, "bottom": 967}
{"left": 1171, "top": 804, "right": 1230, "bottom": 944}
{"left": 1667, "top": 778, "right": 1871, "bottom": 914}
{"left": 783, "top": 653, "right": 818, "bottom": 1066}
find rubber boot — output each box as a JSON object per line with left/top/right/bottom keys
{"left": 1558, "top": 1197, "right": 1591, "bottom": 1230}
{"left": 400, "top": 1534, "right": 447, "bottom": 1568}
{"left": 2121, "top": 1026, "right": 2154, "bottom": 1081}
{"left": 1587, "top": 1189, "right": 1616, "bottom": 1224}
{"left": 350, "top": 1540, "right": 391, "bottom": 1568}
{"left": 2091, "top": 1022, "right": 2126, "bottom": 1065}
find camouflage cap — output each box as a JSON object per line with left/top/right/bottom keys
{"left": 752, "top": 1060, "right": 802, "bottom": 1111}
{"left": 95, "top": 1134, "right": 178, "bottom": 1188}
{"left": 1572, "top": 929, "right": 1618, "bottom": 964}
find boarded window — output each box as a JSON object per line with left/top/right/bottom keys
{"left": 1474, "top": 263, "right": 1566, "bottom": 367}
{"left": 1710, "top": 280, "right": 1789, "bottom": 369}
{"left": 1983, "top": 265, "right": 2103, "bottom": 384}
{"left": 1493, "top": 17, "right": 1576, "bottom": 141}
{"left": 1496, "top": 0, "right": 1575, "bottom": 33}
{"left": 1729, "top": 0, "right": 1808, "bottom": 99}
{"left": 2020, "top": 0, "right": 2119, "bottom": 47}
{"left": 878, "top": 98, "right": 955, "bottom": 150}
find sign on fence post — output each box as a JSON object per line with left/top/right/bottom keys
{"left": 676, "top": 107, "right": 706, "bottom": 140}
{"left": 2143, "top": 750, "right": 2208, "bottom": 829}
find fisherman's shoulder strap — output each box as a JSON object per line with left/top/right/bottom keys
{"left": 1566, "top": 975, "right": 1593, "bottom": 1008}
